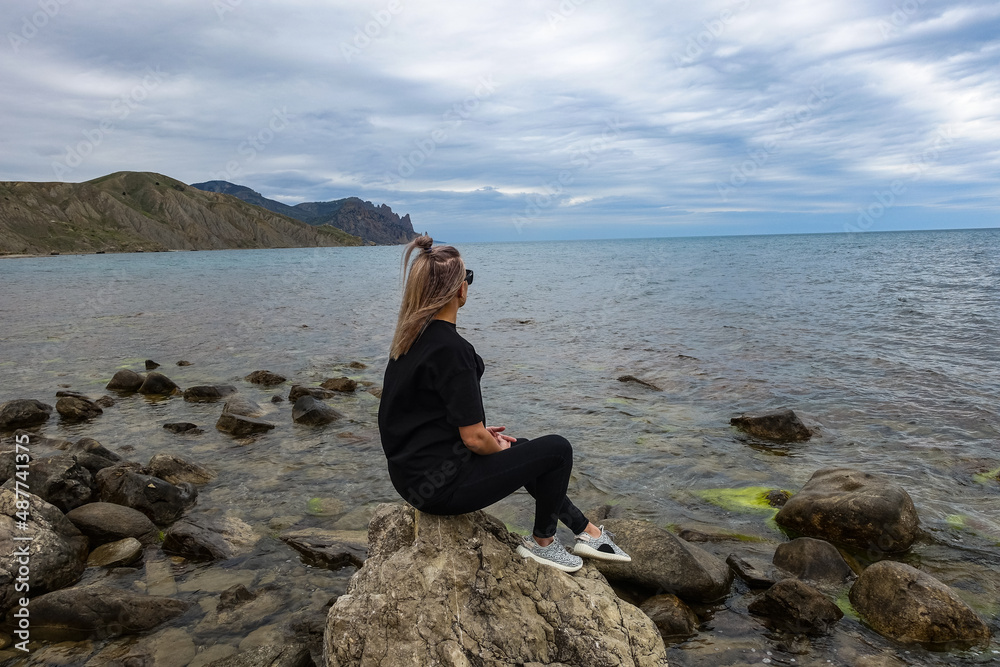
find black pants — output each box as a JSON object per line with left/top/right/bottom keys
{"left": 419, "top": 435, "right": 590, "bottom": 539}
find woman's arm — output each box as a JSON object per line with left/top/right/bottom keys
{"left": 459, "top": 422, "right": 511, "bottom": 455}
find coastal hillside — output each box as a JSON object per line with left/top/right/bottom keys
{"left": 190, "top": 180, "right": 418, "bottom": 245}
{"left": 0, "top": 172, "right": 363, "bottom": 255}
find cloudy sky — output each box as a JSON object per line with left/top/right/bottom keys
{"left": 2, "top": 0, "right": 998, "bottom": 241}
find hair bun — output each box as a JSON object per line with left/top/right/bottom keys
{"left": 414, "top": 234, "right": 433, "bottom": 252}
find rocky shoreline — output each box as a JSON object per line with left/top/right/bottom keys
{"left": 1, "top": 366, "right": 997, "bottom": 666}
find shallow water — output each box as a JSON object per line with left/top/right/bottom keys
{"left": 1, "top": 229, "right": 999, "bottom": 665}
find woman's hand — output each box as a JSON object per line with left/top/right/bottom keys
{"left": 459, "top": 423, "right": 514, "bottom": 455}
{"left": 487, "top": 425, "right": 516, "bottom": 450}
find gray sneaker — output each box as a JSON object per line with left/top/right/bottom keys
{"left": 572, "top": 525, "right": 632, "bottom": 562}
{"left": 516, "top": 535, "right": 583, "bottom": 573}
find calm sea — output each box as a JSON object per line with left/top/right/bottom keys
{"left": 1, "top": 228, "right": 998, "bottom": 665}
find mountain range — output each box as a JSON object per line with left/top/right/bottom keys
{"left": 0, "top": 172, "right": 416, "bottom": 256}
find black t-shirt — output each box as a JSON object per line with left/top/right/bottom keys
{"left": 377, "top": 319, "right": 486, "bottom": 506}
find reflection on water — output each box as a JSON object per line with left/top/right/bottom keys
{"left": 1, "top": 229, "right": 998, "bottom": 664}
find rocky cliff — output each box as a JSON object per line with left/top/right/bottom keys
{"left": 191, "top": 181, "right": 418, "bottom": 245}
{"left": 0, "top": 172, "right": 363, "bottom": 255}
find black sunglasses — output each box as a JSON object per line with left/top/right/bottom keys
{"left": 465, "top": 269, "right": 474, "bottom": 286}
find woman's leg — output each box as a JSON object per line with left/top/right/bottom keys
{"left": 421, "top": 434, "right": 590, "bottom": 539}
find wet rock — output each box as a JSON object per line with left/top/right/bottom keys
{"left": 325, "top": 504, "right": 669, "bottom": 667}
{"left": 61, "top": 436, "right": 121, "bottom": 462}
{"left": 348, "top": 361, "right": 367, "bottom": 369}
{"left": 279, "top": 528, "right": 367, "bottom": 570}
{"left": 184, "top": 384, "right": 238, "bottom": 402}
{"left": 147, "top": 453, "right": 216, "bottom": 485}
{"left": 246, "top": 370, "right": 287, "bottom": 386}
{"left": 320, "top": 376, "right": 357, "bottom": 393}
{"left": 222, "top": 396, "right": 264, "bottom": 418}
{"left": 55, "top": 390, "right": 87, "bottom": 398}
{"left": 639, "top": 594, "right": 699, "bottom": 641}
{"left": 218, "top": 584, "right": 256, "bottom": 611}
{"left": 0, "top": 454, "right": 93, "bottom": 512}
{"left": 271, "top": 395, "right": 283, "bottom": 403}
{"left": 204, "top": 643, "right": 313, "bottom": 667}
{"left": 65, "top": 501, "right": 158, "bottom": 546}
{"left": 731, "top": 408, "right": 812, "bottom": 443}
{"left": 726, "top": 554, "right": 776, "bottom": 588}
{"left": 16, "top": 584, "right": 188, "bottom": 641}
{"left": 95, "top": 464, "right": 198, "bottom": 525}
{"left": 162, "top": 514, "right": 258, "bottom": 561}
{"left": 773, "top": 537, "right": 855, "bottom": 585}
{"left": 145, "top": 359, "right": 160, "bottom": 370}
{"left": 288, "top": 385, "right": 337, "bottom": 402}
{"left": 94, "top": 395, "right": 116, "bottom": 408}
{"left": 177, "top": 360, "right": 193, "bottom": 366}
{"left": 592, "top": 519, "right": 734, "bottom": 603}
{"left": 849, "top": 560, "right": 991, "bottom": 647}
{"left": 87, "top": 537, "right": 143, "bottom": 567}
{"left": 0, "top": 398, "right": 53, "bottom": 431}
{"left": 617, "top": 375, "right": 662, "bottom": 391}
{"left": 216, "top": 413, "right": 275, "bottom": 437}
{"left": 0, "top": 489, "right": 88, "bottom": 616}
{"left": 106, "top": 369, "right": 145, "bottom": 392}
{"left": 138, "top": 371, "right": 180, "bottom": 396}
{"left": 775, "top": 468, "right": 920, "bottom": 553}
{"left": 366, "top": 386, "right": 382, "bottom": 399}
{"left": 291, "top": 396, "right": 343, "bottom": 426}
{"left": 163, "top": 422, "right": 203, "bottom": 434}
{"left": 748, "top": 578, "right": 843, "bottom": 635}
{"left": 765, "top": 489, "right": 791, "bottom": 507}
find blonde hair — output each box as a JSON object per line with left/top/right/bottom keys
{"left": 389, "top": 235, "right": 466, "bottom": 360}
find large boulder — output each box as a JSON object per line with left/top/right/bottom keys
{"left": 10, "top": 584, "right": 188, "bottom": 641}
{"left": 137, "top": 372, "right": 180, "bottom": 396}
{"left": 775, "top": 468, "right": 920, "bottom": 553}
{"left": 183, "top": 384, "right": 238, "bottom": 402}
{"left": 849, "top": 560, "right": 991, "bottom": 647}
{"left": 55, "top": 396, "right": 103, "bottom": 422}
{"left": 773, "top": 537, "right": 855, "bottom": 585}
{"left": 0, "top": 489, "right": 88, "bottom": 616}
{"left": 0, "top": 399, "right": 53, "bottom": 431}
{"left": 591, "top": 519, "right": 733, "bottom": 603}
{"left": 291, "top": 396, "right": 343, "bottom": 426}
{"left": 0, "top": 454, "right": 94, "bottom": 513}
{"left": 65, "top": 502, "right": 159, "bottom": 546}
{"left": 731, "top": 408, "right": 812, "bottom": 443}
{"left": 106, "top": 369, "right": 145, "bottom": 392}
{"left": 324, "top": 504, "right": 669, "bottom": 666}
{"left": 146, "top": 453, "right": 216, "bottom": 485}
{"left": 748, "top": 578, "right": 843, "bottom": 635}
{"left": 95, "top": 464, "right": 198, "bottom": 526}
{"left": 162, "top": 514, "right": 258, "bottom": 561}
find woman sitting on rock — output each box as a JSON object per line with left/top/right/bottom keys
{"left": 377, "top": 235, "right": 630, "bottom": 573}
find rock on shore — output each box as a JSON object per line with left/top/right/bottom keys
{"left": 324, "top": 504, "right": 668, "bottom": 667}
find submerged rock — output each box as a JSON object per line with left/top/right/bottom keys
{"left": 775, "top": 468, "right": 920, "bottom": 553}
{"left": 773, "top": 537, "right": 855, "bottom": 586}
{"left": 163, "top": 422, "right": 203, "bottom": 434}
{"left": 147, "top": 453, "right": 216, "bottom": 485}
{"left": 731, "top": 408, "right": 812, "bottom": 443}
{"left": 87, "top": 537, "right": 143, "bottom": 567}
{"left": 56, "top": 396, "right": 104, "bottom": 422}
{"left": 18, "top": 584, "right": 188, "bottom": 641}
{"left": 138, "top": 371, "right": 180, "bottom": 396}
{"left": 292, "top": 396, "right": 343, "bottom": 426}
{"left": 288, "top": 384, "right": 338, "bottom": 402}
{"left": 205, "top": 643, "right": 314, "bottom": 667}
{"left": 216, "top": 396, "right": 274, "bottom": 436}
{"left": 279, "top": 528, "right": 367, "bottom": 570}
{"left": 748, "top": 578, "right": 843, "bottom": 635}
{"left": 183, "top": 384, "right": 238, "bottom": 402}
{"left": 94, "top": 395, "right": 116, "bottom": 408}
{"left": 617, "top": 374, "right": 662, "bottom": 391}
{"left": 246, "top": 370, "right": 287, "bottom": 386}
{"left": 163, "top": 515, "right": 257, "bottom": 561}
{"left": 320, "top": 376, "right": 357, "bottom": 393}
{"left": 65, "top": 501, "right": 158, "bottom": 546}
{"left": 324, "top": 504, "right": 669, "bottom": 666}
{"left": 0, "top": 398, "right": 53, "bottom": 431}
{"left": 591, "top": 518, "right": 733, "bottom": 603}
{"left": 639, "top": 594, "right": 699, "bottom": 641}
{"left": 0, "top": 489, "right": 88, "bottom": 616}
{"left": 145, "top": 359, "right": 160, "bottom": 370}
{"left": 849, "top": 560, "right": 991, "bottom": 647}
{"left": 106, "top": 369, "right": 145, "bottom": 392}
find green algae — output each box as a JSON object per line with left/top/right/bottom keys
{"left": 835, "top": 589, "right": 860, "bottom": 621}
{"left": 694, "top": 486, "right": 791, "bottom": 513}
{"left": 972, "top": 467, "right": 1000, "bottom": 484}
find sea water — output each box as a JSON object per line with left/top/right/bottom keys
{"left": 0, "top": 228, "right": 998, "bottom": 665}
